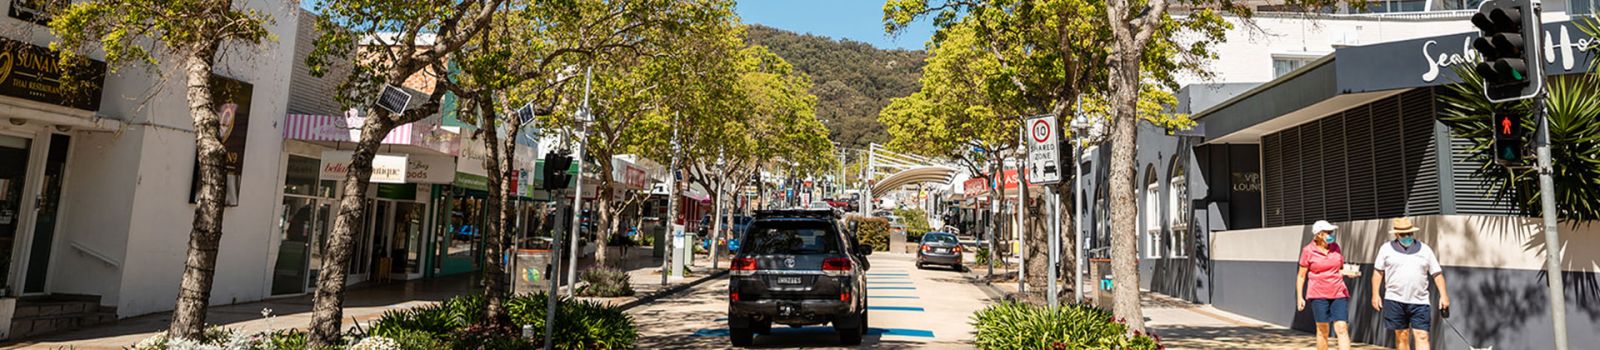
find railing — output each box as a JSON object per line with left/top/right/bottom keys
{"left": 69, "top": 242, "right": 121, "bottom": 269}
{"left": 1251, "top": 9, "right": 1477, "bottom": 21}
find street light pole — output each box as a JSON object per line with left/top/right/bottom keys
{"left": 1071, "top": 115, "right": 1088, "bottom": 305}
{"left": 663, "top": 112, "right": 681, "bottom": 284}
{"left": 1534, "top": 93, "right": 1570, "bottom": 350}
{"left": 565, "top": 66, "right": 593, "bottom": 298}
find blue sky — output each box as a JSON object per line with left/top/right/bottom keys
{"left": 297, "top": 0, "right": 938, "bottom": 51}
{"left": 735, "top": 0, "right": 935, "bottom": 51}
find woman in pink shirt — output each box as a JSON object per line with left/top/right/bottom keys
{"left": 1298, "top": 220, "right": 1361, "bottom": 350}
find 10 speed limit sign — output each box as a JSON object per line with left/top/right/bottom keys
{"left": 1025, "top": 115, "right": 1062, "bottom": 184}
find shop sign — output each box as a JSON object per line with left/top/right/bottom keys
{"left": 0, "top": 37, "right": 106, "bottom": 111}
{"left": 1336, "top": 20, "right": 1598, "bottom": 93}
{"left": 405, "top": 154, "right": 456, "bottom": 184}
{"left": 454, "top": 172, "right": 489, "bottom": 191}
{"left": 320, "top": 150, "right": 408, "bottom": 184}
{"left": 187, "top": 76, "right": 253, "bottom": 206}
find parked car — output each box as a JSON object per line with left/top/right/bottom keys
{"left": 727, "top": 209, "right": 872, "bottom": 346}
{"left": 916, "top": 232, "right": 963, "bottom": 270}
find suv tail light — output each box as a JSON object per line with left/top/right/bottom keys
{"left": 822, "top": 257, "right": 852, "bottom": 276}
{"left": 731, "top": 257, "right": 758, "bottom": 276}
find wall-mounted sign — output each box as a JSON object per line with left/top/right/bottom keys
{"left": 1335, "top": 20, "right": 1597, "bottom": 93}
{"left": 1230, "top": 172, "right": 1261, "bottom": 193}
{"left": 0, "top": 37, "right": 106, "bottom": 111}
{"left": 405, "top": 154, "right": 455, "bottom": 184}
{"left": 320, "top": 150, "right": 408, "bottom": 184}
{"left": 188, "top": 75, "right": 253, "bottom": 206}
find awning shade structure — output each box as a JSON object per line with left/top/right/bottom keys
{"left": 283, "top": 113, "right": 461, "bottom": 155}
{"left": 872, "top": 166, "right": 959, "bottom": 198}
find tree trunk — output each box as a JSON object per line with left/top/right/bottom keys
{"left": 167, "top": 50, "right": 225, "bottom": 340}
{"left": 481, "top": 101, "right": 509, "bottom": 325}
{"left": 308, "top": 111, "right": 396, "bottom": 346}
{"left": 1058, "top": 185, "right": 1076, "bottom": 303}
{"left": 1106, "top": 50, "right": 1145, "bottom": 332}
{"left": 1023, "top": 189, "right": 1049, "bottom": 304}
{"left": 595, "top": 155, "right": 616, "bottom": 267}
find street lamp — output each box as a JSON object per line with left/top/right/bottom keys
{"left": 1068, "top": 114, "right": 1092, "bottom": 305}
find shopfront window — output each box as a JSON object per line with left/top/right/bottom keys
{"left": 284, "top": 156, "right": 319, "bottom": 196}
{"left": 440, "top": 188, "right": 486, "bottom": 276}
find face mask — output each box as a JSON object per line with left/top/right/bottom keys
{"left": 1323, "top": 233, "right": 1337, "bottom": 244}
{"left": 1398, "top": 237, "right": 1416, "bottom": 247}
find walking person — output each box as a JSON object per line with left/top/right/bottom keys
{"left": 1371, "top": 217, "right": 1451, "bottom": 350}
{"left": 1298, "top": 220, "right": 1361, "bottom": 350}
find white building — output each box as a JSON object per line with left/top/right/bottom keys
{"left": 0, "top": 0, "right": 303, "bottom": 339}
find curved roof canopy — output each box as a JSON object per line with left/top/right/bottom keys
{"left": 871, "top": 166, "right": 959, "bottom": 197}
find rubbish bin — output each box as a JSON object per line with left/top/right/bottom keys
{"left": 511, "top": 250, "right": 555, "bottom": 294}
{"left": 1089, "top": 258, "right": 1114, "bottom": 310}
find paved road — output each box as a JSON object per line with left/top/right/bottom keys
{"left": 632, "top": 252, "right": 994, "bottom": 349}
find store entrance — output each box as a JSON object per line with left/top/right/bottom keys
{"left": 0, "top": 134, "right": 31, "bottom": 295}
{"left": 364, "top": 199, "right": 425, "bottom": 282}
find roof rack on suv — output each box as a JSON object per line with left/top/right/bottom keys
{"left": 753, "top": 209, "right": 840, "bottom": 220}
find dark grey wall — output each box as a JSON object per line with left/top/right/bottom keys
{"left": 1210, "top": 258, "right": 1600, "bottom": 350}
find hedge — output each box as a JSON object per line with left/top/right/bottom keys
{"left": 972, "top": 301, "right": 1162, "bottom": 350}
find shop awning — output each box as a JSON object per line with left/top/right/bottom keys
{"left": 872, "top": 165, "right": 959, "bottom": 198}
{"left": 283, "top": 112, "right": 461, "bottom": 155}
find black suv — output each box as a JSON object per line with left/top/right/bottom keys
{"left": 727, "top": 210, "right": 872, "bottom": 346}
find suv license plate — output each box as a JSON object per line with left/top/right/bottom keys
{"left": 777, "top": 277, "right": 803, "bottom": 285}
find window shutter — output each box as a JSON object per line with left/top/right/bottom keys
{"left": 1280, "top": 128, "right": 1302, "bottom": 225}
{"left": 1322, "top": 113, "right": 1350, "bottom": 222}
{"left": 1371, "top": 97, "right": 1407, "bottom": 218}
{"left": 1401, "top": 88, "right": 1441, "bottom": 214}
{"left": 1263, "top": 133, "right": 1284, "bottom": 227}
{"left": 1300, "top": 119, "right": 1325, "bottom": 223}
{"left": 1345, "top": 106, "right": 1378, "bottom": 220}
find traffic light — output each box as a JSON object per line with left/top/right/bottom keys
{"left": 1492, "top": 112, "right": 1526, "bottom": 166}
{"left": 1471, "top": 0, "right": 1542, "bottom": 102}
{"left": 542, "top": 151, "right": 573, "bottom": 190}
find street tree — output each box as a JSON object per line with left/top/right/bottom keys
{"left": 440, "top": 0, "right": 733, "bottom": 324}
{"left": 47, "top": 0, "right": 269, "bottom": 339}
{"left": 884, "top": 0, "right": 1236, "bottom": 329}
{"left": 303, "top": 0, "right": 504, "bottom": 344}
{"left": 685, "top": 44, "right": 835, "bottom": 262}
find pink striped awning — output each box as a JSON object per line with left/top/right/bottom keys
{"left": 283, "top": 113, "right": 462, "bottom": 156}
{"left": 283, "top": 113, "right": 412, "bottom": 144}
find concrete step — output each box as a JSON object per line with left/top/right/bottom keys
{"left": 8, "top": 295, "right": 117, "bottom": 340}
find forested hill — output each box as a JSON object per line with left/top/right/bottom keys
{"left": 745, "top": 24, "right": 926, "bottom": 150}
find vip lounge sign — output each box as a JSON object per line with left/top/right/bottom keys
{"left": 320, "top": 150, "right": 408, "bottom": 184}
{"left": 1336, "top": 20, "right": 1599, "bottom": 93}
{"left": 0, "top": 37, "right": 106, "bottom": 111}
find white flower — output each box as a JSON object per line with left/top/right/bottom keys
{"left": 221, "top": 331, "right": 261, "bottom": 350}
{"left": 260, "top": 308, "right": 274, "bottom": 317}
{"left": 349, "top": 336, "right": 402, "bottom": 350}
{"left": 131, "top": 334, "right": 169, "bottom": 350}
{"left": 165, "top": 336, "right": 223, "bottom": 350}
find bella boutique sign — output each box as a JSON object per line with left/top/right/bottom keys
{"left": 1335, "top": 20, "right": 1598, "bottom": 94}
{"left": 0, "top": 37, "right": 106, "bottom": 111}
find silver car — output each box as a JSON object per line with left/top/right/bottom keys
{"left": 915, "top": 232, "right": 963, "bottom": 270}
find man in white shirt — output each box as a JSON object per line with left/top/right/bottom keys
{"left": 1371, "top": 217, "right": 1451, "bottom": 350}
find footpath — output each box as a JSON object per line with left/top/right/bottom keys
{"left": 1, "top": 247, "right": 726, "bottom": 350}
{"left": 973, "top": 268, "right": 1385, "bottom": 350}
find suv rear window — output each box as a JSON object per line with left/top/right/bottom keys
{"left": 923, "top": 234, "right": 958, "bottom": 244}
{"left": 744, "top": 221, "right": 841, "bottom": 255}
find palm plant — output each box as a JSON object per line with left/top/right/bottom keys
{"left": 1438, "top": 63, "right": 1600, "bottom": 222}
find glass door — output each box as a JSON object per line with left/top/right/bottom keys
{"left": 272, "top": 196, "right": 315, "bottom": 295}
{"left": 392, "top": 202, "right": 425, "bottom": 278}
{"left": 0, "top": 134, "right": 30, "bottom": 296}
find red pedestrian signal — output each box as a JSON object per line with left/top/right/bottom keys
{"left": 1493, "top": 113, "right": 1525, "bottom": 166}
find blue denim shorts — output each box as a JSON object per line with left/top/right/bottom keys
{"left": 1382, "top": 299, "right": 1432, "bottom": 331}
{"left": 1309, "top": 298, "right": 1349, "bottom": 323}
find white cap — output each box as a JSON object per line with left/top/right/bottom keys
{"left": 1312, "top": 220, "right": 1337, "bottom": 233}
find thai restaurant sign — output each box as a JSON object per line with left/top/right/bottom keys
{"left": 320, "top": 150, "right": 409, "bottom": 184}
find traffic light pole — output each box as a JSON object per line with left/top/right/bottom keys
{"left": 1534, "top": 93, "right": 1569, "bottom": 350}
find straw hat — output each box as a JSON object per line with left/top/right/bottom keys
{"left": 1389, "top": 217, "right": 1420, "bottom": 234}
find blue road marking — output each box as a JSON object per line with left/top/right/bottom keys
{"left": 867, "top": 286, "right": 916, "bottom": 290}
{"left": 867, "top": 295, "right": 919, "bottom": 299}
{"left": 692, "top": 327, "right": 935, "bottom": 338}
{"left": 867, "top": 306, "right": 924, "bottom": 312}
